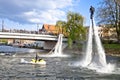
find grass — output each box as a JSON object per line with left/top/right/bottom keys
{"left": 103, "top": 44, "right": 120, "bottom": 55}
{"left": 103, "top": 44, "right": 120, "bottom": 49}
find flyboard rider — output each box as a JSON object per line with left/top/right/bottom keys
{"left": 87, "top": 6, "right": 95, "bottom": 66}
{"left": 90, "top": 6, "right": 95, "bottom": 19}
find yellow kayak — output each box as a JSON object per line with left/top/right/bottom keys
{"left": 31, "top": 59, "right": 46, "bottom": 64}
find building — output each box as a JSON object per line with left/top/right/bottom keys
{"left": 85, "top": 25, "right": 117, "bottom": 40}
{"left": 98, "top": 25, "right": 117, "bottom": 40}
{"left": 40, "top": 24, "right": 62, "bottom": 35}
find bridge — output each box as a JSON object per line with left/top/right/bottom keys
{"left": 0, "top": 32, "right": 67, "bottom": 41}
{"left": 0, "top": 32, "right": 67, "bottom": 49}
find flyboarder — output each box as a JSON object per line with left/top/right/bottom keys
{"left": 90, "top": 6, "right": 95, "bottom": 19}
{"left": 87, "top": 6, "right": 95, "bottom": 66}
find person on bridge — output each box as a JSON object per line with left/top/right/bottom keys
{"left": 90, "top": 6, "right": 95, "bottom": 19}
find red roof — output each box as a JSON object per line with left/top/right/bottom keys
{"left": 42, "top": 24, "right": 59, "bottom": 34}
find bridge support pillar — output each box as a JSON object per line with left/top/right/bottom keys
{"left": 43, "top": 41, "right": 56, "bottom": 50}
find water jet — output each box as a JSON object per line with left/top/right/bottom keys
{"left": 40, "top": 34, "right": 69, "bottom": 57}
{"left": 80, "top": 6, "right": 115, "bottom": 73}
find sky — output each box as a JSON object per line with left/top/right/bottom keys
{"left": 0, "top": 0, "right": 102, "bottom": 31}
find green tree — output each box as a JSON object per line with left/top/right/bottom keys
{"left": 56, "top": 11, "right": 86, "bottom": 48}
{"left": 96, "top": 0, "right": 120, "bottom": 42}
{"left": 55, "top": 20, "right": 66, "bottom": 34}
{"left": 66, "top": 12, "right": 86, "bottom": 48}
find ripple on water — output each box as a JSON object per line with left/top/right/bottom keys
{"left": 0, "top": 52, "right": 120, "bottom": 80}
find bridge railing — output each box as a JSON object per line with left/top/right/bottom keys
{"left": 0, "top": 32, "right": 67, "bottom": 41}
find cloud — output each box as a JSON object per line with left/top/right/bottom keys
{"left": 0, "top": 0, "right": 74, "bottom": 25}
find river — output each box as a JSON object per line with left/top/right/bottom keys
{"left": 0, "top": 45, "right": 120, "bottom": 80}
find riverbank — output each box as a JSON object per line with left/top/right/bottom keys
{"left": 64, "top": 43, "right": 120, "bottom": 56}
{"left": 104, "top": 44, "right": 120, "bottom": 56}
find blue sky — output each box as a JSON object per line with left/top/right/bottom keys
{"left": 0, "top": 0, "right": 102, "bottom": 31}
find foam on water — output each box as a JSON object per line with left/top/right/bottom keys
{"left": 86, "top": 63, "right": 115, "bottom": 73}
{"left": 20, "top": 58, "right": 29, "bottom": 63}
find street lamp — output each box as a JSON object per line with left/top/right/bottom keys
{"left": 2, "top": 20, "right": 4, "bottom": 32}
{"left": 37, "top": 23, "right": 39, "bottom": 34}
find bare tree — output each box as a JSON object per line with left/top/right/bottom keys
{"left": 96, "top": 0, "right": 120, "bottom": 42}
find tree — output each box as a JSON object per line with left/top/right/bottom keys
{"left": 55, "top": 20, "right": 66, "bottom": 35}
{"left": 96, "top": 0, "right": 120, "bottom": 42}
{"left": 56, "top": 11, "right": 86, "bottom": 48}
{"left": 66, "top": 12, "right": 86, "bottom": 48}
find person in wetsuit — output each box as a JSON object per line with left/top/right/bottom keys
{"left": 90, "top": 6, "right": 95, "bottom": 19}
{"left": 35, "top": 53, "right": 43, "bottom": 62}
{"left": 35, "top": 53, "right": 38, "bottom": 63}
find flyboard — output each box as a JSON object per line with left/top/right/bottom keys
{"left": 20, "top": 58, "right": 46, "bottom": 65}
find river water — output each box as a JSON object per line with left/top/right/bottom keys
{"left": 0, "top": 45, "right": 120, "bottom": 80}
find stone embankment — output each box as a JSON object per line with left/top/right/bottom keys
{"left": 105, "top": 49, "right": 120, "bottom": 56}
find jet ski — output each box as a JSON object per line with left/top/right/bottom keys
{"left": 21, "top": 53, "right": 46, "bottom": 65}
{"left": 30, "top": 59, "right": 46, "bottom": 64}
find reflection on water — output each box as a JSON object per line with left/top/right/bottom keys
{"left": 0, "top": 46, "right": 120, "bottom": 80}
